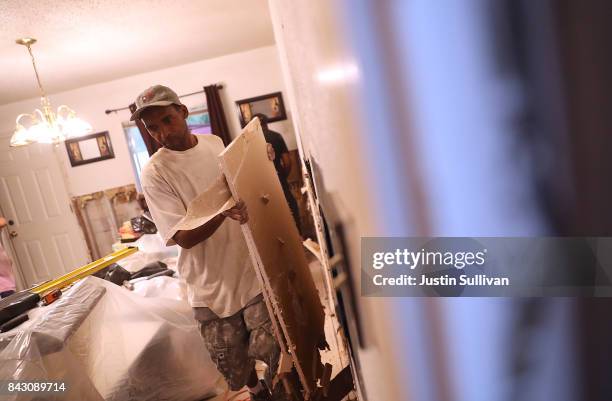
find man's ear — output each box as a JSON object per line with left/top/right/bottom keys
{"left": 180, "top": 104, "right": 189, "bottom": 119}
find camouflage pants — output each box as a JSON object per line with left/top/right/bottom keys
{"left": 195, "top": 295, "right": 280, "bottom": 391}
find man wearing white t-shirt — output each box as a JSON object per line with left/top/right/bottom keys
{"left": 133, "top": 85, "right": 283, "bottom": 401}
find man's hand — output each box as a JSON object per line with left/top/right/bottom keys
{"left": 222, "top": 200, "right": 249, "bottom": 225}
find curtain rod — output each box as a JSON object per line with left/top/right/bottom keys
{"left": 104, "top": 84, "right": 223, "bottom": 115}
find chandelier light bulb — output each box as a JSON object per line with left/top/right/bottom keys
{"left": 9, "top": 38, "right": 93, "bottom": 147}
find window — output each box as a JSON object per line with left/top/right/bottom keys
{"left": 123, "top": 123, "right": 149, "bottom": 191}
{"left": 187, "top": 108, "right": 212, "bottom": 135}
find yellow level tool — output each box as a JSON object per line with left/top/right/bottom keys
{"left": 32, "top": 246, "right": 138, "bottom": 294}
{"left": 0, "top": 246, "right": 138, "bottom": 327}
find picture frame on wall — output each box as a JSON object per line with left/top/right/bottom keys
{"left": 65, "top": 131, "right": 115, "bottom": 167}
{"left": 236, "top": 91, "right": 287, "bottom": 127}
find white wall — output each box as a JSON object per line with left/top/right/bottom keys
{"left": 0, "top": 45, "right": 295, "bottom": 196}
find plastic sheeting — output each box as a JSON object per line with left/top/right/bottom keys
{"left": 0, "top": 276, "right": 224, "bottom": 401}
{"left": 117, "top": 234, "right": 179, "bottom": 275}
{"left": 132, "top": 276, "right": 188, "bottom": 302}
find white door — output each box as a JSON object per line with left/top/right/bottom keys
{"left": 0, "top": 133, "right": 89, "bottom": 287}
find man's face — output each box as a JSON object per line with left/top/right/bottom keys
{"left": 140, "top": 105, "right": 189, "bottom": 149}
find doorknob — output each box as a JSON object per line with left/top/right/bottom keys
{"left": 9, "top": 231, "right": 18, "bottom": 238}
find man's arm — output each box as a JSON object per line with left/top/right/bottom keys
{"left": 173, "top": 200, "right": 248, "bottom": 249}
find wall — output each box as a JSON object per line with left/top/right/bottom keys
{"left": 269, "top": 1, "right": 557, "bottom": 401}
{"left": 0, "top": 45, "right": 295, "bottom": 196}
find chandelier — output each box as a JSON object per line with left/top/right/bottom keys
{"left": 10, "top": 38, "right": 92, "bottom": 147}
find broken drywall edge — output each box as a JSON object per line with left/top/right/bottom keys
{"left": 171, "top": 174, "right": 236, "bottom": 231}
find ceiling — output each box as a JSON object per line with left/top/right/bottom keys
{"left": 0, "top": 0, "right": 275, "bottom": 105}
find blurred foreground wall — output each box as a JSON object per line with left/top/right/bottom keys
{"left": 268, "top": 1, "right": 612, "bottom": 400}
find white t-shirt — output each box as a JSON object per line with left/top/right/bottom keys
{"left": 141, "top": 135, "right": 261, "bottom": 317}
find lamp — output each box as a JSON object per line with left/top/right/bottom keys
{"left": 10, "top": 37, "right": 92, "bottom": 147}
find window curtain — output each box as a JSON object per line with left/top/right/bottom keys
{"left": 129, "top": 103, "right": 162, "bottom": 156}
{"left": 204, "top": 84, "right": 232, "bottom": 146}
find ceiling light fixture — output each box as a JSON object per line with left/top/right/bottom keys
{"left": 10, "top": 37, "right": 92, "bottom": 147}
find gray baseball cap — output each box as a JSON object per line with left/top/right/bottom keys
{"left": 130, "top": 85, "right": 183, "bottom": 121}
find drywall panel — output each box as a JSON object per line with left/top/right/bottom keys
{"left": 219, "top": 118, "right": 325, "bottom": 396}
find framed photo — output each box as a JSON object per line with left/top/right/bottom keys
{"left": 236, "top": 92, "right": 287, "bottom": 127}
{"left": 65, "top": 131, "right": 115, "bottom": 167}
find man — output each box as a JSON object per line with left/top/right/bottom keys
{"left": 251, "top": 114, "right": 301, "bottom": 232}
{"left": 133, "top": 85, "right": 285, "bottom": 401}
